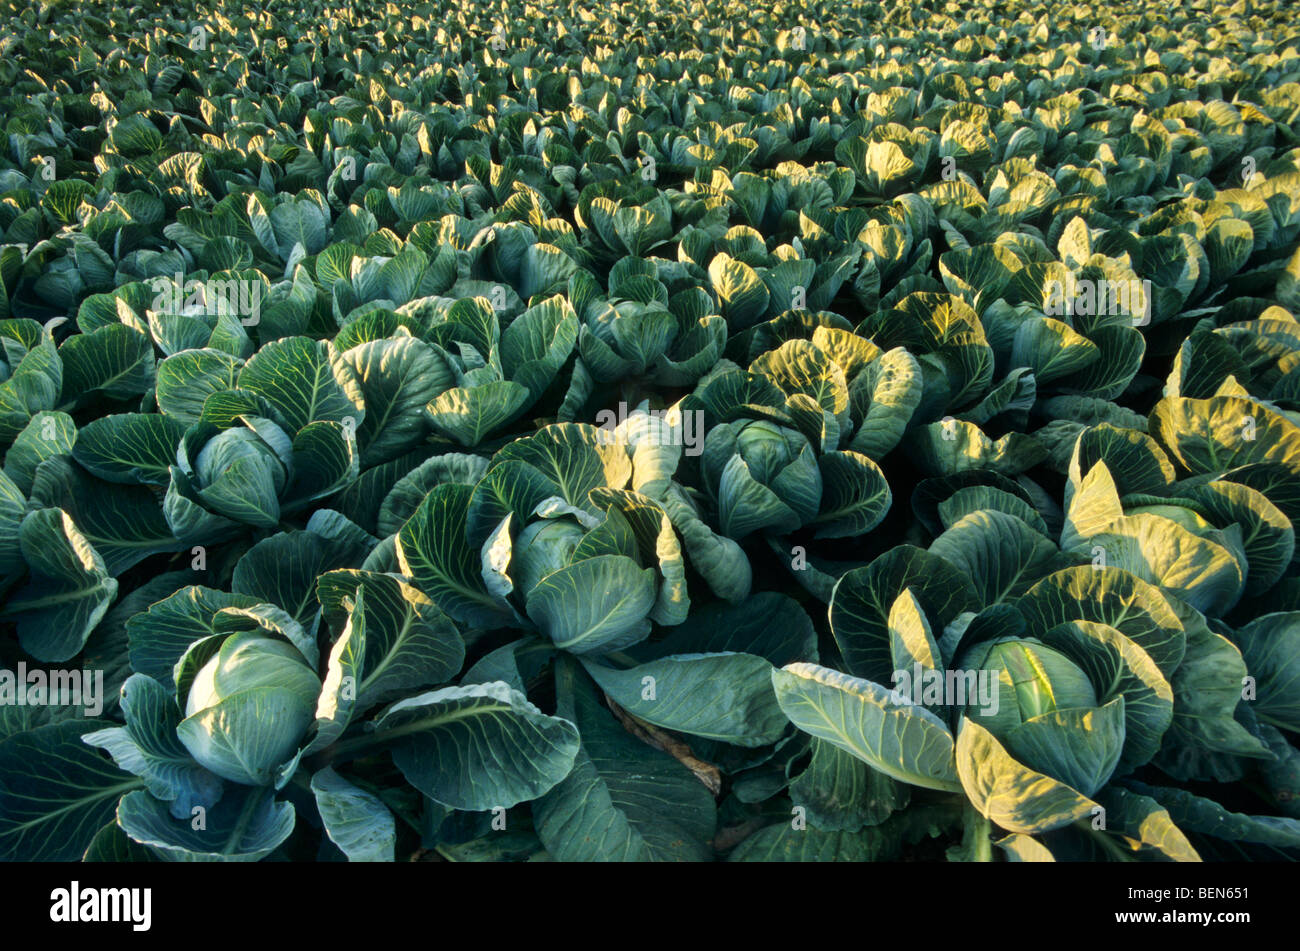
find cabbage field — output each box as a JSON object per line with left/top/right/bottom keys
{"left": 1, "top": 0, "right": 1299, "bottom": 864}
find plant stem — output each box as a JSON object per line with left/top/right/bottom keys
{"left": 964, "top": 802, "right": 994, "bottom": 862}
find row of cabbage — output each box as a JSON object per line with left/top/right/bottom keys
{"left": 1, "top": 0, "right": 1300, "bottom": 861}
